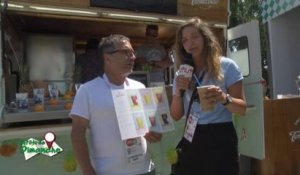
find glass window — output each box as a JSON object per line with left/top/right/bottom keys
{"left": 26, "top": 34, "right": 74, "bottom": 94}
{"left": 228, "top": 36, "right": 250, "bottom": 77}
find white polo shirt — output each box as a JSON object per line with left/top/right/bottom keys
{"left": 70, "top": 74, "right": 153, "bottom": 175}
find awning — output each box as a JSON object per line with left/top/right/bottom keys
{"left": 261, "top": 0, "right": 300, "bottom": 23}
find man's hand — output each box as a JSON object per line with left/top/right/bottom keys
{"left": 144, "top": 131, "right": 162, "bottom": 143}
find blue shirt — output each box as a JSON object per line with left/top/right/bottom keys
{"left": 173, "top": 57, "right": 243, "bottom": 124}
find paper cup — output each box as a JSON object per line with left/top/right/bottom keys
{"left": 197, "top": 85, "right": 215, "bottom": 112}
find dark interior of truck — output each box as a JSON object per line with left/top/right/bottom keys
{"left": 5, "top": 11, "right": 178, "bottom": 50}
{"left": 0, "top": 0, "right": 228, "bottom": 127}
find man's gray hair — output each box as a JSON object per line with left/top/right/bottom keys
{"left": 98, "top": 34, "right": 130, "bottom": 55}
{"left": 97, "top": 34, "right": 131, "bottom": 77}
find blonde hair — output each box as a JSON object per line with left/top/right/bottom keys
{"left": 175, "top": 17, "right": 223, "bottom": 81}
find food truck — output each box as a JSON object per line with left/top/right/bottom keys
{"left": 0, "top": 0, "right": 270, "bottom": 174}
{"left": 249, "top": 1, "right": 300, "bottom": 175}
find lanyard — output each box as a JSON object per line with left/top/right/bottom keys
{"left": 193, "top": 70, "right": 206, "bottom": 87}
{"left": 184, "top": 70, "right": 206, "bottom": 127}
{"left": 102, "top": 73, "right": 129, "bottom": 90}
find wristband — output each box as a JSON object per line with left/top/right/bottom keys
{"left": 222, "top": 94, "right": 233, "bottom": 106}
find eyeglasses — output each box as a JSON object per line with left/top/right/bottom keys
{"left": 106, "top": 49, "right": 136, "bottom": 58}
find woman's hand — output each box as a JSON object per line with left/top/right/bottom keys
{"left": 201, "top": 86, "right": 226, "bottom": 105}
{"left": 174, "top": 75, "right": 191, "bottom": 96}
{"left": 201, "top": 83, "right": 247, "bottom": 116}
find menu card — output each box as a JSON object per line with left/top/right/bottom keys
{"left": 112, "top": 87, "right": 174, "bottom": 140}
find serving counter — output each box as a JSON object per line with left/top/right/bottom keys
{"left": 0, "top": 124, "right": 79, "bottom": 175}
{"left": 252, "top": 97, "right": 300, "bottom": 175}
{"left": 0, "top": 119, "right": 185, "bottom": 175}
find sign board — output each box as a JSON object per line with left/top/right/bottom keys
{"left": 90, "top": 0, "right": 177, "bottom": 15}
{"left": 192, "top": 0, "right": 219, "bottom": 5}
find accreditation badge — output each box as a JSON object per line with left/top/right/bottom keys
{"left": 184, "top": 114, "right": 198, "bottom": 142}
{"left": 124, "top": 137, "right": 146, "bottom": 164}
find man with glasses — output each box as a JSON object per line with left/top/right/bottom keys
{"left": 70, "top": 34, "right": 161, "bottom": 175}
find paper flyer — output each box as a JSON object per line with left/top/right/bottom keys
{"left": 112, "top": 87, "right": 174, "bottom": 140}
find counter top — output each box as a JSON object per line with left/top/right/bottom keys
{"left": 0, "top": 123, "right": 72, "bottom": 139}
{"left": 3, "top": 110, "right": 70, "bottom": 123}
{"left": 2, "top": 97, "right": 73, "bottom": 124}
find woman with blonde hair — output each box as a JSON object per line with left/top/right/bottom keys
{"left": 170, "top": 17, "right": 247, "bottom": 175}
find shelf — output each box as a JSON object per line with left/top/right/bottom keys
{"left": 3, "top": 110, "right": 70, "bottom": 123}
